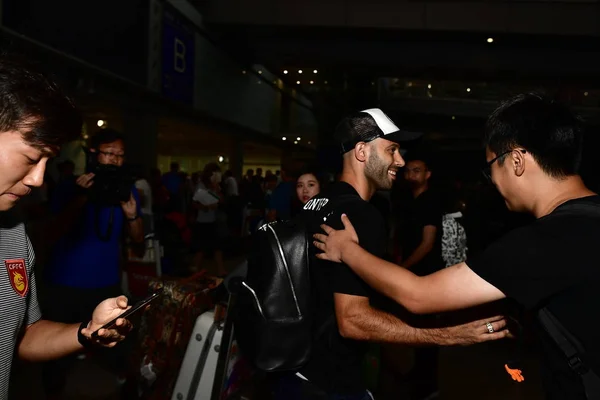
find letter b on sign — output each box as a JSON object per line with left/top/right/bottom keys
{"left": 174, "top": 38, "right": 186, "bottom": 73}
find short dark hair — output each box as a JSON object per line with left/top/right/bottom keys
{"left": 484, "top": 93, "right": 584, "bottom": 178}
{"left": 90, "top": 128, "right": 125, "bottom": 149}
{"left": 0, "top": 55, "right": 81, "bottom": 151}
{"left": 296, "top": 165, "right": 324, "bottom": 186}
{"left": 405, "top": 151, "right": 432, "bottom": 171}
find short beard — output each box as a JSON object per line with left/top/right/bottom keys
{"left": 365, "top": 149, "right": 392, "bottom": 190}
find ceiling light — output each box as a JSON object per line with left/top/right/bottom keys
{"left": 324, "top": 81, "right": 328, "bottom": 84}
{"left": 452, "top": 116, "right": 456, "bottom": 120}
{"left": 83, "top": 134, "right": 89, "bottom": 139}
{"left": 283, "top": 70, "right": 288, "bottom": 74}
{"left": 282, "top": 136, "right": 287, "bottom": 141}
{"left": 97, "top": 119, "right": 105, "bottom": 127}
{"left": 487, "top": 37, "right": 494, "bottom": 43}
{"left": 298, "top": 69, "right": 303, "bottom": 74}
{"left": 310, "top": 80, "right": 314, "bottom": 84}
{"left": 294, "top": 141, "right": 298, "bottom": 144}
{"left": 296, "top": 81, "right": 301, "bottom": 85}
{"left": 584, "top": 91, "right": 589, "bottom": 96}
{"left": 308, "top": 141, "right": 312, "bottom": 145}
{"left": 242, "top": 70, "right": 246, "bottom": 74}
{"left": 258, "top": 70, "right": 262, "bottom": 74}
{"left": 313, "top": 69, "right": 318, "bottom": 74}
{"left": 466, "top": 88, "right": 471, "bottom": 92}
{"left": 218, "top": 156, "right": 224, "bottom": 163}
{"left": 427, "top": 84, "right": 432, "bottom": 89}
{"left": 297, "top": 137, "right": 301, "bottom": 141}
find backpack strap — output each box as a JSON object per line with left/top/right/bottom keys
{"left": 538, "top": 307, "right": 600, "bottom": 399}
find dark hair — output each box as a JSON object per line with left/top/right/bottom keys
{"left": 90, "top": 128, "right": 125, "bottom": 149}
{"left": 0, "top": 55, "right": 81, "bottom": 151}
{"left": 484, "top": 93, "right": 584, "bottom": 178}
{"left": 296, "top": 166, "right": 324, "bottom": 186}
{"left": 201, "top": 162, "right": 221, "bottom": 186}
{"left": 404, "top": 152, "right": 432, "bottom": 171}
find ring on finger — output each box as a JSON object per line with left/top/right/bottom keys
{"left": 486, "top": 322, "right": 494, "bottom": 334}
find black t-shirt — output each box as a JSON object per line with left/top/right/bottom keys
{"left": 398, "top": 189, "right": 444, "bottom": 276}
{"left": 299, "top": 182, "right": 387, "bottom": 394}
{"left": 468, "top": 195, "right": 600, "bottom": 400}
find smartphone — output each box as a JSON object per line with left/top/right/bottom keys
{"left": 91, "top": 288, "right": 164, "bottom": 339}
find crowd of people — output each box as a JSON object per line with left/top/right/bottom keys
{"left": 0, "top": 53, "right": 598, "bottom": 400}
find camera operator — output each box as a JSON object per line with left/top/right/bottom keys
{"left": 42, "top": 128, "right": 143, "bottom": 396}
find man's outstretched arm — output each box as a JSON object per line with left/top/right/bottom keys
{"left": 316, "top": 215, "right": 505, "bottom": 314}
{"left": 335, "top": 293, "right": 508, "bottom": 346}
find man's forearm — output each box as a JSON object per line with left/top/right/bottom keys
{"left": 403, "top": 241, "right": 433, "bottom": 269}
{"left": 339, "top": 304, "right": 449, "bottom": 345}
{"left": 128, "top": 217, "right": 144, "bottom": 243}
{"left": 18, "top": 320, "right": 83, "bottom": 362}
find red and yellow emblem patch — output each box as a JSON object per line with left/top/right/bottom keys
{"left": 5, "top": 259, "right": 28, "bottom": 297}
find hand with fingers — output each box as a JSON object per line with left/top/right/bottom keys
{"left": 313, "top": 214, "right": 359, "bottom": 263}
{"left": 121, "top": 191, "right": 138, "bottom": 219}
{"left": 439, "top": 315, "right": 511, "bottom": 346}
{"left": 76, "top": 173, "right": 95, "bottom": 189}
{"left": 80, "top": 296, "right": 134, "bottom": 348}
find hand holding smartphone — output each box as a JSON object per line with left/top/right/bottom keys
{"left": 91, "top": 289, "right": 163, "bottom": 339}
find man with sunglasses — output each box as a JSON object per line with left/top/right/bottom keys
{"left": 42, "top": 128, "right": 143, "bottom": 396}
{"left": 314, "top": 93, "right": 600, "bottom": 399}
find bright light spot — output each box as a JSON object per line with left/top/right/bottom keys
{"left": 308, "top": 141, "right": 312, "bottom": 145}
{"left": 97, "top": 120, "right": 105, "bottom": 127}
{"left": 258, "top": 70, "right": 263, "bottom": 74}
{"left": 466, "top": 88, "right": 471, "bottom": 92}
{"left": 83, "top": 134, "right": 89, "bottom": 139}
{"left": 487, "top": 38, "right": 494, "bottom": 43}
{"left": 584, "top": 91, "right": 589, "bottom": 96}
{"left": 296, "top": 137, "right": 301, "bottom": 141}
{"left": 310, "top": 80, "right": 314, "bottom": 84}
{"left": 294, "top": 141, "right": 298, "bottom": 144}
{"left": 283, "top": 70, "right": 288, "bottom": 74}
{"left": 324, "top": 81, "right": 328, "bottom": 84}
{"left": 296, "top": 81, "right": 301, "bottom": 84}
{"left": 427, "top": 84, "right": 432, "bottom": 89}
{"left": 282, "top": 137, "right": 287, "bottom": 141}
{"left": 452, "top": 116, "right": 456, "bottom": 120}
{"left": 218, "top": 156, "right": 224, "bottom": 163}
{"left": 242, "top": 70, "right": 247, "bottom": 74}
{"left": 298, "top": 69, "right": 303, "bottom": 74}
{"left": 313, "top": 69, "right": 318, "bottom": 74}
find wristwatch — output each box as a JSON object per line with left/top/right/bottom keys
{"left": 126, "top": 214, "right": 140, "bottom": 222}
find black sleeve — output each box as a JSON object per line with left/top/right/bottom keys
{"left": 466, "top": 227, "right": 551, "bottom": 310}
{"left": 331, "top": 205, "right": 387, "bottom": 297}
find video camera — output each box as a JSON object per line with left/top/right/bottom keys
{"left": 84, "top": 148, "right": 137, "bottom": 206}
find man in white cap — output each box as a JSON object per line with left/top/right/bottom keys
{"left": 273, "top": 109, "right": 509, "bottom": 400}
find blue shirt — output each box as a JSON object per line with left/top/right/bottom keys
{"left": 268, "top": 181, "right": 294, "bottom": 221}
{"left": 162, "top": 171, "right": 182, "bottom": 196}
{"left": 45, "top": 179, "right": 141, "bottom": 288}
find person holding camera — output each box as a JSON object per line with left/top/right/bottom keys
{"left": 42, "top": 128, "right": 143, "bottom": 395}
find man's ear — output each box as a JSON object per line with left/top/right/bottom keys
{"left": 512, "top": 149, "right": 526, "bottom": 177}
{"left": 353, "top": 142, "right": 368, "bottom": 162}
{"left": 89, "top": 148, "right": 96, "bottom": 153}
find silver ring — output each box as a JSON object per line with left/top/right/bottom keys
{"left": 486, "top": 322, "right": 494, "bottom": 334}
